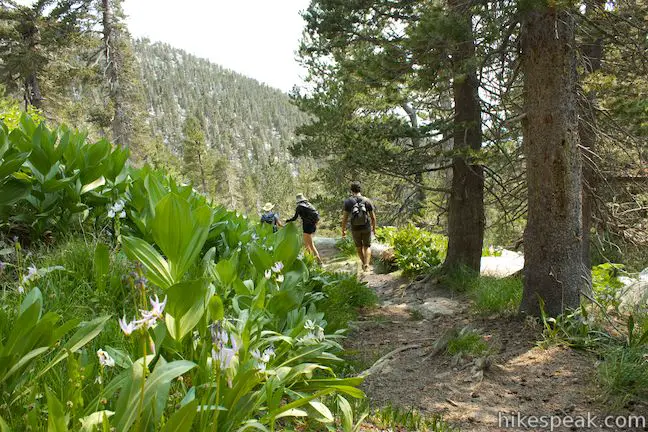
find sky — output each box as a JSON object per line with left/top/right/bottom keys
{"left": 123, "top": 0, "right": 311, "bottom": 93}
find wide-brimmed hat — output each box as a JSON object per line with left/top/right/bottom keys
{"left": 262, "top": 202, "right": 275, "bottom": 212}
{"left": 295, "top": 193, "right": 307, "bottom": 203}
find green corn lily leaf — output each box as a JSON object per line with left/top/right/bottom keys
{"left": 122, "top": 235, "right": 174, "bottom": 289}
{"left": 165, "top": 279, "right": 213, "bottom": 341}
{"left": 46, "top": 388, "right": 68, "bottom": 432}
{"left": 159, "top": 399, "right": 198, "bottom": 432}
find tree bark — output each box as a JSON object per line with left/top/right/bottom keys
{"left": 443, "top": 0, "right": 485, "bottom": 273}
{"left": 102, "top": 0, "right": 129, "bottom": 147}
{"left": 196, "top": 144, "right": 207, "bottom": 194}
{"left": 579, "top": 0, "right": 604, "bottom": 293}
{"left": 25, "top": 72, "right": 43, "bottom": 109}
{"left": 520, "top": 3, "right": 586, "bottom": 317}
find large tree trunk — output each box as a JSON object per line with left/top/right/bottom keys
{"left": 443, "top": 0, "right": 484, "bottom": 273}
{"left": 579, "top": 0, "right": 604, "bottom": 294}
{"left": 196, "top": 146, "right": 208, "bottom": 194}
{"left": 102, "top": 0, "right": 129, "bottom": 147}
{"left": 520, "top": 3, "right": 586, "bottom": 317}
{"left": 25, "top": 72, "right": 43, "bottom": 109}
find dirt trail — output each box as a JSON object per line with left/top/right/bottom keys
{"left": 315, "top": 238, "right": 647, "bottom": 432}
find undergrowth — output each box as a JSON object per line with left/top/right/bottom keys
{"left": 375, "top": 225, "right": 444, "bottom": 276}
{"left": 306, "top": 270, "right": 377, "bottom": 331}
{"left": 441, "top": 266, "right": 522, "bottom": 316}
{"left": 539, "top": 304, "right": 648, "bottom": 407}
{"left": 368, "top": 404, "right": 457, "bottom": 432}
{"left": 446, "top": 327, "right": 491, "bottom": 357}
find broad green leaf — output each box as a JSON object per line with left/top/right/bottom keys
{"left": 19, "top": 287, "right": 43, "bottom": 317}
{"left": 36, "top": 316, "right": 110, "bottom": 380}
{"left": 114, "top": 359, "right": 196, "bottom": 432}
{"left": 151, "top": 193, "right": 193, "bottom": 270}
{"left": 159, "top": 399, "right": 198, "bottom": 432}
{"left": 122, "top": 235, "right": 174, "bottom": 289}
{"left": 274, "top": 223, "right": 300, "bottom": 269}
{"left": 249, "top": 244, "right": 273, "bottom": 272}
{"left": 81, "top": 176, "right": 105, "bottom": 194}
{"left": 337, "top": 396, "right": 353, "bottom": 432}
{"left": 79, "top": 411, "right": 114, "bottom": 432}
{"left": 0, "top": 414, "right": 11, "bottom": 432}
{"left": 165, "top": 280, "right": 213, "bottom": 341}
{"left": 94, "top": 243, "right": 110, "bottom": 291}
{"left": 0, "top": 179, "right": 30, "bottom": 207}
{"left": 151, "top": 194, "right": 213, "bottom": 281}
{"left": 309, "top": 400, "right": 334, "bottom": 423}
{"left": 274, "top": 408, "right": 308, "bottom": 419}
{"left": 46, "top": 388, "right": 68, "bottom": 432}
{"left": 215, "top": 259, "right": 236, "bottom": 286}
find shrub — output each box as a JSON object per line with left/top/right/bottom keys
{"left": 375, "top": 224, "right": 444, "bottom": 275}
{"left": 336, "top": 236, "right": 358, "bottom": 257}
{"left": 592, "top": 262, "right": 625, "bottom": 311}
{"left": 0, "top": 116, "right": 370, "bottom": 430}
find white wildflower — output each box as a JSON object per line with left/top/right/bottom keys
{"left": 118, "top": 316, "right": 139, "bottom": 336}
{"left": 97, "top": 349, "right": 115, "bottom": 367}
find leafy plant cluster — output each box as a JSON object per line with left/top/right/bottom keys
{"left": 375, "top": 225, "right": 446, "bottom": 275}
{"left": 0, "top": 117, "right": 129, "bottom": 240}
{"left": 591, "top": 262, "right": 626, "bottom": 311}
{"left": 0, "top": 116, "right": 371, "bottom": 431}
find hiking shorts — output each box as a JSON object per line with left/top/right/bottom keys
{"left": 351, "top": 230, "right": 371, "bottom": 247}
{"left": 303, "top": 222, "right": 317, "bottom": 235}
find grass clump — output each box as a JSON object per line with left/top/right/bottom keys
{"left": 440, "top": 266, "right": 522, "bottom": 315}
{"left": 446, "top": 327, "right": 490, "bottom": 357}
{"left": 472, "top": 276, "right": 522, "bottom": 315}
{"left": 307, "top": 270, "right": 377, "bottom": 331}
{"left": 598, "top": 346, "right": 648, "bottom": 405}
{"left": 369, "top": 404, "right": 456, "bottom": 432}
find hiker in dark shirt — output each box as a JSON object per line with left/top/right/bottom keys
{"left": 286, "top": 193, "right": 323, "bottom": 264}
{"left": 341, "top": 181, "right": 376, "bottom": 272}
{"left": 260, "top": 202, "right": 283, "bottom": 233}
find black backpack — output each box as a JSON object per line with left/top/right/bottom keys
{"left": 299, "top": 202, "right": 320, "bottom": 224}
{"left": 350, "top": 197, "right": 369, "bottom": 226}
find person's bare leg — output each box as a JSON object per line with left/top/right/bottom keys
{"left": 364, "top": 246, "right": 371, "bottom": 267}
{"left": 304, "top": 233, "right": 322, "bottom": 264}
{"left": 356, "top": 247, "right": 365, "bottom": 268}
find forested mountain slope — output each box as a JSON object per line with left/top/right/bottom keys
{"left": 133, "top": 39, "right": 312, "bottom": 212}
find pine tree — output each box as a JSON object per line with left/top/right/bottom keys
{"left": 182, "top": 115, "right": 209, "bottom": 194}
{"left": 0, "top": 0, "right": 92, "bottom": 109}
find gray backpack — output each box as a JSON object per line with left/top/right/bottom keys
{"left": 350, "top": 197, "right": 369, "bottom": 226}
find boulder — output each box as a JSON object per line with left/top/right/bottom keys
{"left": 412, "top": 297, "right": 461, "bottom": 320}
{"left": 480, "top": 249, "right": 524, "bottom": 277}
{"left": 619, "top": 268, "right": 648, "bottom": 312}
